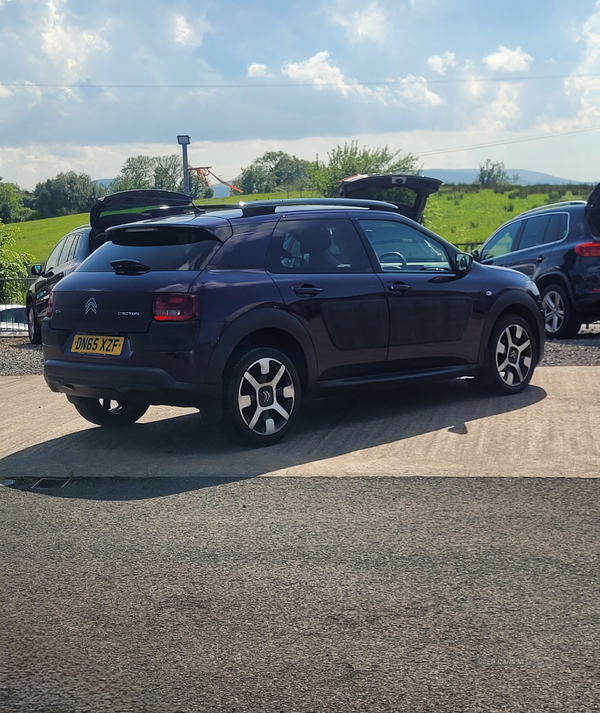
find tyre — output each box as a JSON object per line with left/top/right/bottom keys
{"left": 73, "top": 398, "right": 149, "bottom": 427}
{"left": 482, "top": 315, "right": 537, "bottom": 395}
{"left": 541, "top": 284, "right": 581, "bottom": 339}
{"left": 221, "top": 347, "right": 301, "bottom": 447}
{"left": 27, "top": 303, "right": 42, "bottom": 344}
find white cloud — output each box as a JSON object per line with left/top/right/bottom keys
{"left": 282, "top": 51, "right": 358, "bottom": 96}
{"left": 427, "top": 51, "right": 456, "bottom": 75}
{"left": 173, "top": 13, "right": 211, "bottom": 47}
{"left": 483, "top": 45, "right": 533, "bottom": 73}
{"left": 247, "top": 63, "right": 269, "bottom": 78}
{"left": 328, "top": 0, "right": 388, "bottom": 42}
{"left": 40, "top": 0, "right": 110, "bottom": 80}
{"left": 0, "top": 84, "right": 12, "bottom": 98}
{"left": 395, "top": 76, "right": 443, "bottom": 106}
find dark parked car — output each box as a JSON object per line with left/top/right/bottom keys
{"left": 42, "top": 197, "right": 544, "bottom": 446}
{"left": 26, "top": 190, "right": 197, "bottom": 343}
{"left": 475, "top": 183, "right": 600, "bottom": 338}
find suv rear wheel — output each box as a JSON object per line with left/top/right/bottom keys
{"left": 541, "top": 284, "right": 581, "bottom": 339}
{"left": 221, "top": 347, "right": 301, "bottom": 447}
{"left": 482, "top": 315, "right": 537, "bottom": 395}
{"left": 27, "top": 303, "right": 41, "bottom": 344}
{"left": 73, "top": 398, "right": 149, "bottom": 427}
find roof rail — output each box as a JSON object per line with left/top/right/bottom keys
{"left": 517, "top": 200, "right": 587, "bottom": 217}
{"left": 232, "top": 197, "right": 401, "bottom": 217}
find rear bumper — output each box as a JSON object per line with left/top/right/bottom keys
{"left": 44, "top": 359, "right": 223, "bottom": 423}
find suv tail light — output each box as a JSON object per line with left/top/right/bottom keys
{"left": 152, "top": 293, "right": 199, "bottom": 321}
{"left": 574, "top": 242, "right": 600, "bottom": 257}
{"left": 46, "top": 290, "right": 54, "bottom": 318}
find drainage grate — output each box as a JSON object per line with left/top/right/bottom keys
{"left": 32, "top": 478, "right": 70, "bottom": 489}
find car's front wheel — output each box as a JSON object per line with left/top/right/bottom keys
{"left": 27, "top": 303, "right": 41, "bottom": 344}
{"left": 482, "top": 315, "right": 537, "bottom": 395}
{"left": 221, "top": 347, "right": 301, "bottom": 447}
{"left": 541, "top": 284, "right": 581, "bottom": 339}
{"left": 73, "top": 398, "right": 149, "bottom": 427}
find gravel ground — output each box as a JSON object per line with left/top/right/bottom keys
{"left": 1, "top": 327, "right": 600, "bottom": 376}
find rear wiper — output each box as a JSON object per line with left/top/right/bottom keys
{"left": 110, "top": 259, "right": 151, "bottom": 275}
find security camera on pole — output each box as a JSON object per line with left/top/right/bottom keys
{"left": 177, "top": 135, "right": 191, "bottom": 196}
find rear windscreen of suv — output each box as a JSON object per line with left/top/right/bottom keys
{"left": 341, "top": 185, "right": 418, "bottom": 209}
{"left": 78, "top": 226, "right": 226, "bottom": 272}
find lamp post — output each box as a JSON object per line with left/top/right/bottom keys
{"left": 177, "top": 135, "right": 191, "bottom": 196}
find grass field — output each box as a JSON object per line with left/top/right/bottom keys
{"left": 424, "top": 186, "right": 591, "bottom": 249}
{"left": 5, "top": 186, "right": 593, "bottom": 261}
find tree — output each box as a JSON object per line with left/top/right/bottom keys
{"left": 33, "top": 171, "right": 106, "bottom": 218}
{"left": 0, "top": 222, "right": 34, "bottom": 302}
{"left": 0, "top": 179, "right": 27, "bottom": 223}
{"left": 237, "top": 151, "right": 313, "bottom": 194}
{"left": 110, "top": 155, "right": 156, "bottom": 192}
{"left": 110, "top": 154, "right": 213, "bottom": 198}
{"left": 310, "top": 141, "right": 420, "bottom": 197}
{"left": 474, "top": 159, "right": 511, "bottom": 189}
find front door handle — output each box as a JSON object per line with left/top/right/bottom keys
{"left": 536, "top": 255, "right": 546, "bottom": 263}
{"left": 387, "top": 282, "right": 412, "bottom": 293}
{"left": 293, "top": 284, "right": 323, "bottom": 297}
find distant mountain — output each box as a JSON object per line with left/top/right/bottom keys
{"left": 210, "top": 182, "right": 231, "bottom": 198}
{"left": 423, "top": 168, "right": 586, "bottom": 186}
{"left": 93, "top": 178, "right": 114, "bottom": 188}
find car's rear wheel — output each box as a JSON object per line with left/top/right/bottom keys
{"left": 221, "top": 347, "right": 301, "bottom": 447}
{"left": 482, "top": 315, "right": 537, "bottom": 395}
{"left": 541, "top": 284, "right": 581, "bottom": 339}
{"left": 73, "top": 398, "right": 149, "bottom": 427}
{"left": 27, "top": 303, "right": 41, "bottom": 344}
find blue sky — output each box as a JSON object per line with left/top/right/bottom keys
{"left": 1, "top": 0, "right": 600, "bottom": 189}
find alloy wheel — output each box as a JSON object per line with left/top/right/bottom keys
{"left": 494, "top": 323, "right": 533, "bottom": 387}
{"left": 237, "top": 356, "right": 296, "bottom": 436}
{"left": 542, "top": 289, "right": 565, "bottom": 334}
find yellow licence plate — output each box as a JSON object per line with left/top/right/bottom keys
{"left": 71, "top": 334, "right": 124, "bottom": 355}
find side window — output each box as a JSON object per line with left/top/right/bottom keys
{"left": 480, "top": 221, "right": 522, "bottom": 260}
{"left": 67, "top": 233, "right": 81, "bottom": 261}
{"left": 357, "top": 219, "right": 451, "bottom": 272}
{"left": 516, "top": 215, "right": 551, "bottom": 251}
{"left": 60, "top": 233, "right": 80, "bottom": 264}
{"left": 44, "top": 239, "right": 67, "bottom": 273}
{"left": 543, "top": 214, "right": 568, "bottom": 244}
{"left": 265, "top": 218, "right": 372, "bottom": 274}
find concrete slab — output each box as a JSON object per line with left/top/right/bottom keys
{"left": 0, "top": 368, "right": 599, "bottom": 479}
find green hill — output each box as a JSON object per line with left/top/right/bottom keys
{"left": 5, "top": 186, "right": 593, "bottom": 262}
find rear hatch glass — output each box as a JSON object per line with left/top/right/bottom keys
{"left": 78, "top": 224, "right": 229, "bottom": 272}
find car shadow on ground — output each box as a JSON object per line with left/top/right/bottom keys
{"left": 1, "top": 378, "right": 547, "bottom": 500}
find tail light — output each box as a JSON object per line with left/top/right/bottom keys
{"left": 152, "top": 293, "right": 199, "bottom": 321}
{"left": 46, "top": 290, "right": 54, "bottom": 318}
{"left": 574, "top": 242, "right": 600, "bottom": 257}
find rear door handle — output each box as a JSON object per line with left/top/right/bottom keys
{"left": 536, "top": 255, "right": 546, "bottom": 263}
{"left": 387, "top": 282, "right": 412, "bottom": 293}
{"left": 293, "top": 284, "right": 324, "bottom": 297}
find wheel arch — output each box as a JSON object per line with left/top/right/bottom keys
{"left": 478, "top": 292, "right": 544, "bottom": 365}
{"left": 536, "top": 271, "right": 574, "bottom": 302}
{"left": 205, "top": 308, "right": 318, "bottom": 391}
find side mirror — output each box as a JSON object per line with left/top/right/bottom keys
{"left": 454, "top": 252, "right": 473, "bottom": 275}
{"left": 30, "top": 264, "right": 44, "bottom": 276}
